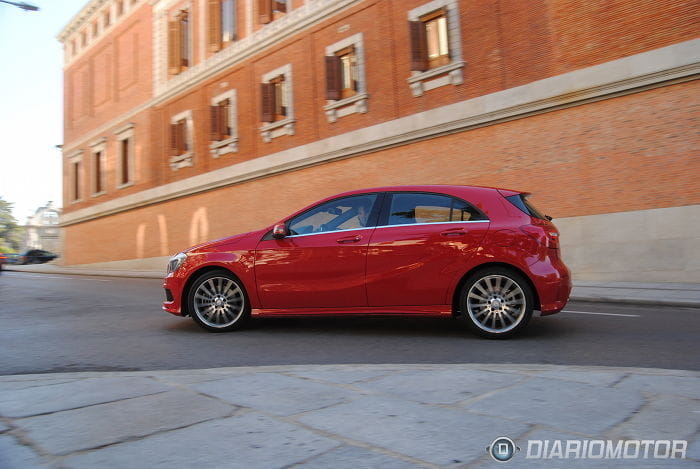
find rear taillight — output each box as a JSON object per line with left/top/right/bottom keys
{"left": 519, "top": 224, "right": 560, "bottom": 249}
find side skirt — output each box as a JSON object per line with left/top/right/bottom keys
{"left": 251, "top": 305, "right": 453, "bottom": 317}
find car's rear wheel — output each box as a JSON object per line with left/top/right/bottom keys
{"left": 187, "top": 270, "right": 250, "bottom": 332}
{"left": 458, "top": 267, "right": 534, "bottom": 339}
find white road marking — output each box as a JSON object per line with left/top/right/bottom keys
{"left": 562, "top": 310, "right": 641, "bottom": 318}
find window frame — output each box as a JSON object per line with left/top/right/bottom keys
{"left": 88, "top": 138, "right": 107, "bottom": 197}
{"left": 169, "top": 110, "right": 194, "bottom": 170}
{"left": 280, "top": 193, "right": 383, "bottom": 239}
{"left": 260, "top": 64, "right": 294, "bottom": 142}
{"left": 323, "top": 33, "right": 368, "bottom": 123}
{"left": 115, "top": 122, "right": 135, "bottom": 188}
{"left": 208, "top": 0, "right": 238, "bottom": 53}
{"left": 68, "top": 150, "right": 84, "bottom": 204}
{"left": 210, "top": 89, "right": 238, "bottom": 157}
{"left": 378, "top": 191, "right": 489, "bottom": 228}
{"left": 168, "top": 8, "right": 192, "bottom": 75}
{"left": 407, "top": 0, "right": 465, "bottom": 97}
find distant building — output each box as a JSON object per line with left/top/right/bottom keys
{"left": 23, "top": 201, "right": 62, "bottom": 255}
{"left": 57, "top": 0, "right": 699, "bottom": 281}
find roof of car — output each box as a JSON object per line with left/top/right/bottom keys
{"left": 330, "top": 184, "right": 522, "bottom": 197}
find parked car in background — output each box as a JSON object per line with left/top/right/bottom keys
{"left": 163, "top": 185, "right": 571, "bottom": 338}
{"left": 20, "top": 249, "right": 58, "bottom": 265}
{"left": 0, "top": 253, "right": 5, "bottom": 272}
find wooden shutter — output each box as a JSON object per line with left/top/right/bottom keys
{"left": 210, "top": 105, "right": 221, "bottom": 141}
{"left": 208, "top": 0, "right": 221, "bottom": 52}
{"left": 177, "top": 120, "right": 187, "bottom": 153}
{"left": 409, "top": 21, "right": 429, "bottom": 71}
{"left": 325, "top": 55, "right": 342, "bottom": 100}
{"left": 170, "top": 123, "right": 179, "bottom": 154}
{"left": 260, "top": 82, "right": 275, "bottom": 122}
{"left": 259, "top": 0, "right": 271, "bottom": 24}
{"left": 219, "top": 100, "right": 229, "bottom": 137}
{"left": 168, "top": 20, "right": 180, "bottom": 74}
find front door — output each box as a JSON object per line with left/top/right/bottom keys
{"left": 254, "top": 193, "right": 380, "bottom": 309}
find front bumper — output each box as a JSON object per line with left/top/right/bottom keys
{"left": 162, "top": 271, "right": 186, "bottom": 316}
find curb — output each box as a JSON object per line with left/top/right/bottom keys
{"left": 569, "top": 296, "right": 700, "bottom": 309}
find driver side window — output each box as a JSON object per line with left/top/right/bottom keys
{"left": 288, "top": 194, "right": 377, "bottom": 235}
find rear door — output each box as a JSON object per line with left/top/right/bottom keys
{"left": 366, "top": 192, "right": 490, "bottom": 306}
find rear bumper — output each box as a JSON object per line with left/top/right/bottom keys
{"left": 531, "top": 255, "right": 572, "bottom": 315}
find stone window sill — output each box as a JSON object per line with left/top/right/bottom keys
{"left": 324, "top": 92, "right": 369, "bottom": 123}
{"left": 210, "top": 137, "right": 239, "bottom": 158}
{"left": 170, "top": 152, "right": 193, "bottom": 170}
{"left": 407, "top": 60, "right": 466, "bottom": 97}
{"left": 260, "top": 118, "right": 295, "bottom": 143}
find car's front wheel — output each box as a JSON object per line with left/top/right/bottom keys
{"left": 187, "top": 270, "right": 250, "bottom": 332}
{"left": 458, "top": 267, "right": 534, "bottom": 339}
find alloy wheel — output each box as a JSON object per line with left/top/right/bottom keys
{"left": 466, "top": 274, "right": 527, "bottom": 334}
{"left": 192, "top": 276, "right": 245, "bottom": 328}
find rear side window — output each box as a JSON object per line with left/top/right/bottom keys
{"left": 506, "top": 194, "right": 547, "bottom": 220}
{"left": 386, "top": 193, "right": 487, "bottom": 226}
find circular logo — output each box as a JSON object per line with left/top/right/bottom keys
{"left": 487, "top": 437, "right": 519, "bottom": 462}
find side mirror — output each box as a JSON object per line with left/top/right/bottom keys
{"left": 272, "top": 223, "right": 288, "bottom": 239}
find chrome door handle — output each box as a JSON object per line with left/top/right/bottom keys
{"left": 336, "top": 235, "right": 362, "bottom": 243}
{"left": 441, "top": 230, "right": 466, "bottom": 237}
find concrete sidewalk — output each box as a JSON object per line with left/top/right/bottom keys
{"left": 5, "top": 264, "right": 700, "bottom": 308}
{"left": 0, "top": 364, "right": 698, "bottom": 468}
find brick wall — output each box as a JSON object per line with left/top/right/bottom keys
{"left": 62, "top": 79, "right": 700, "bottom": 265}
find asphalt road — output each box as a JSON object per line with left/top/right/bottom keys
{"left": 0, "top": 271, "right": 698, "bottom": 375}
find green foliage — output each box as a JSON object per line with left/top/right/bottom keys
{"left": 0, "top": 197, "right": 23, "bottom": 253}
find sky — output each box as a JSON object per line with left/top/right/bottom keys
{"left": 0, "top": 0, "right": 86, "bottom": 222}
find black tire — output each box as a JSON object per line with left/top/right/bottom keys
{"left": 457, "top": 267, "right": 534, "bottom": 339}
{"left": 187, "top": 270, "right": 251, "bottom": 332}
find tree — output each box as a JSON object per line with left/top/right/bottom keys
{"left": 0, "top": 197, "right": 23, "bottom": 253}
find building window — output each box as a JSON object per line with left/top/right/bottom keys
{"left": 81, "top": 30, "right": 87, "bottom": 47}
{"left": 93, "top": 151, "right": 104, "bottom": 194}
{"left": 116, "top": 1, "right": 124, "bottom": 17}
{"left": 89, "top": 138, "right": 107, "bottom": 196}
{"left": 103, "top": 9, "right": 111, "bottom": 28}
{"left": 260, "top": 64, "right": 294, "bottom": 142}
{"left": 71, "top": 40, "right": 76, "bottom": 56}
{"left": 68, "top": 151, "right": 83, "bottom": 203}
{"left": 407, "top": 0, "right": 464, "bottom": 97}
{"left": 115, "top": 123, "right": 135, "bottom": 187}
{"left": 210, "top": 90, "right": 238, "bottom": 157}
{"left": 92, "top": 21, "right": 99, "bottom": 39}
{"left": 169, "top": 110, "right": 194, "bottom": 170}
{"left": 208, "top": 0, "right": 237, "bottom": 53}
{"left": 168, "top": 9, "right": 191, "bottom": 75}
{"left": 73, "top": 161, "right": 81, "bottom": 201}
{"left": 411, "top": 9, "right": 450, "bottom": 70}
{"left": 259, "top": 0, "right": 287, "bottom": 24}
{"left": 323, "top": 33, "right": 368, "bottom": 123}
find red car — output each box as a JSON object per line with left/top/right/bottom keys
{"left": 163, "top": 185, "right": 571, "bottom": 338}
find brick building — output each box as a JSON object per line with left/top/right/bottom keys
{"left": 58, "top": 0, "right": 699, "bottom": 281}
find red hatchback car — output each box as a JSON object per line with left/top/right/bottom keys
{"left": 163, "top": 185, "right": 571, "bottom": 338}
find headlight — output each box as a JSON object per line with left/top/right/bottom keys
{"left": 167, "top": 252, "right": 187, "bottom": 273}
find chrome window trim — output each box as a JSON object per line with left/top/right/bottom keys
{"left": 283, "top": 220, "right": 489, "bottom": 239}
{"left": 376, "top": 220, "right": 489, "bottom": 230}
{"left": 285, "top": 227, "right": 372, "bottom": 239}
